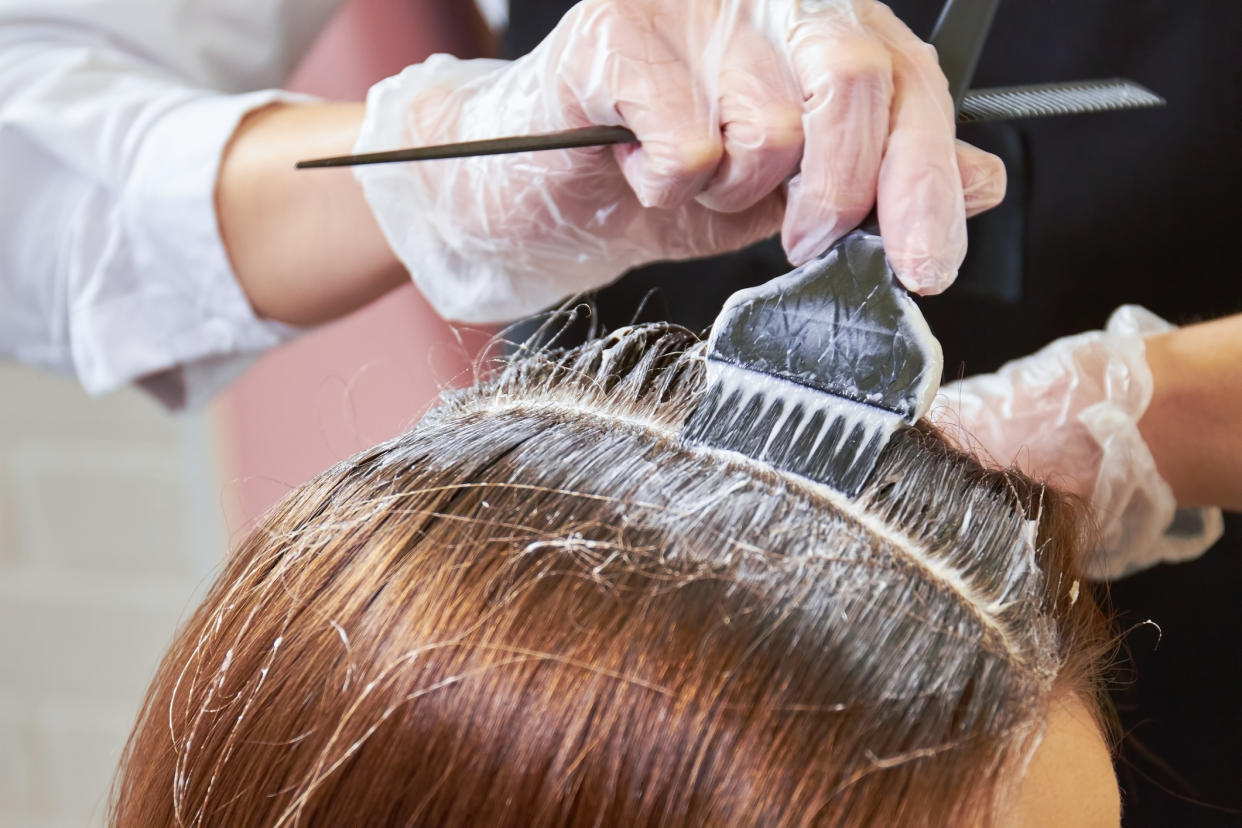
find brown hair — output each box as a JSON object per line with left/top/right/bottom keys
{"left": 111, "top": 324, "right": 1112, "bottom": 827}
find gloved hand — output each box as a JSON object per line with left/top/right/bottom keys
{"left": 354, "top": 0, "right": 1007, "bottom": 324}
{"left": 929, "top": 306, "right": 1223, "bottom": 579}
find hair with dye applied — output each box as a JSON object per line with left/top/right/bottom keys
{"left": 111, "top": 323, "right": 1113, "bottom": 827}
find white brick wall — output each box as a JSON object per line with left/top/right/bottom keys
{"left": 0, "top": 363, "right": 226, "bottom": 827}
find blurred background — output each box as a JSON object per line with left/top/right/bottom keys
{"left": 0, "top": 1, "right": 495, "bottom": 823}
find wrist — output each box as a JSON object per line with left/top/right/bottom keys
{"left": 1138, "top": 316, "right": 1242, "bottom": 510}
{"left": 218, "top": 101, "right": 407, "bottom": 325}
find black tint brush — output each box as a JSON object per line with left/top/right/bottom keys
{"left": 680, "top": 232, "right": 942, "bottom": 496}
{"left": 681, "top": 0, "right": 997, "bottom": 496}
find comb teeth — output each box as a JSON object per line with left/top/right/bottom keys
{"left": 959, "top": 78, "right": 1165, "bottom": 122}
{"left": 683, "top": 363, "right": 904, "bottom": 498}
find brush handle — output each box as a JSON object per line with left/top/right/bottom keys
{"left": 928, "top": 0, "right": 1001, "bottom": 112}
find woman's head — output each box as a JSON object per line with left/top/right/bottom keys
{"left": 113, "top": 324, "right": 1116, "bottom": 826}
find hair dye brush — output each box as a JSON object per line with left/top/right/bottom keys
{"left": 680, "top": 0, "right": 996, "bottom": 497}
{"left": 680, "top": 233, "right": 943, "bottom": 496}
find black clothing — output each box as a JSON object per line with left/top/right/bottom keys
{"left": 505, "top": 2, "right": 1242, "bottom": 824}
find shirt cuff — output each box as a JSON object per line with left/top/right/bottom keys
{"left": 73, "top": 88, "right": 313, "bottom": 410}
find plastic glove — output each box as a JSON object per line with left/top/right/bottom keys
{"left": 354, "top": 0, "right": 1007, "bottom": 324}
{"left": 929, "top": 306, "right": 1223, "bottom": 580}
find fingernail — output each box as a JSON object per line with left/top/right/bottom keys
{"left": 897, "top": 256, "right": 955, "bottom": 294}
{"left": 619, "top": 153, "right": 665, "bottom": 209}
{"left": 962, "top": 162, "right": 1007, "bottom": 213}
{"left": 786, "top": 224, "right": 842, "bottom": 265}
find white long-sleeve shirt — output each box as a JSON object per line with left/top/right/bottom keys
{"left": 0, "top": 0, "right": 346, "bottom": 407}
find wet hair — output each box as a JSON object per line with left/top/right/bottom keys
{"left": 111, "top": 323, "right": 1112, "bottom": 827}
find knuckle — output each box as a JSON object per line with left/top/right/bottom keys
{"left": 591, "top": 0, "right": 654, "bottom": 40}
{"left": 654, "top": 137, "right": 723, "bottom": 179}
{"left": 754, "top": 103, "right": 805, "bottom": 149}
{"left": 798, "top": 38, "right": 894, "bottom": 104}
{"left": 829, "top": 43, "right": 893, "bottom": 89}
{"left": 563, "top": 0, "right": 649, "bottom": 54}
{"left": 912, "top": 41, "right": 942, "bottom": 71}
{"left": 724, "top": 101, "right": 805, "bottom": 156}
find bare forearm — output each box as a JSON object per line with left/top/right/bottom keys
{"left": 216, "top": 101, "right": 407, "bottom": 326}
{"left": 1140, "top": 313, "right": 1242, "bottom": 511}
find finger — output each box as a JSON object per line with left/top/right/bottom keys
{"left": 781, "top": 17, "right": 894, "bottom": 265}
{"left": 955, "top": 139, "right": 1007, "bottom": 217}
{"left": 665, "top": 190, "right": 787, "bottom": 260}
{"left": 695, "top": 26, "right": 804, "bottom": 214}
{"left": 868, "top": 5, "right": 965, "bottom": 295}
{"left": 567, "top": 6, "right": 723, "bottom": 210}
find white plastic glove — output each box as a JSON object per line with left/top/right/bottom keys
{"left": 354, "top": 0, "right": 1007, "bottom": 324}
{"left": 930, "top": 306, "right": 1224, "bottom": 580}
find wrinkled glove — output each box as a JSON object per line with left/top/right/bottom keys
{"left": 930, "top": 305, "right": 1223, "bottom": 580}
{"left": 354, "top": 0, "right": 1007, "bottom": 324}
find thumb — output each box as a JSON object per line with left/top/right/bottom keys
{"left": 956, "top": 140, "right": 1007, "bottom": 218}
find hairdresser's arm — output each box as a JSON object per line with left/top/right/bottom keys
{"left": 1140, "top": 313, "right": 1242, "bottom": 511}
{"left": 931, "top": 306, "right": 1229, "bottom": 578}
{"left": 0, "top": 0, "right": 495, "bottom": 406}
{"left": 216, "top": 102, "right": 408, "bottom": 326}
{"left": 217, "top": 0, "right": 1015, "bottom": 329}
{"left": 217, "top": 0, "right": 498, "bottom": 327}
{"left": 0, "top": 14, "right": 329, "bottom": 405}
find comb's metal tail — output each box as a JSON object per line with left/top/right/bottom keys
{"left": 959, "top": 78, "right": 1164, "bottom": 122}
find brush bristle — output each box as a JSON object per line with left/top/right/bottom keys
{"left": 682, "top": 363, "right": 905, "bottom": 497}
